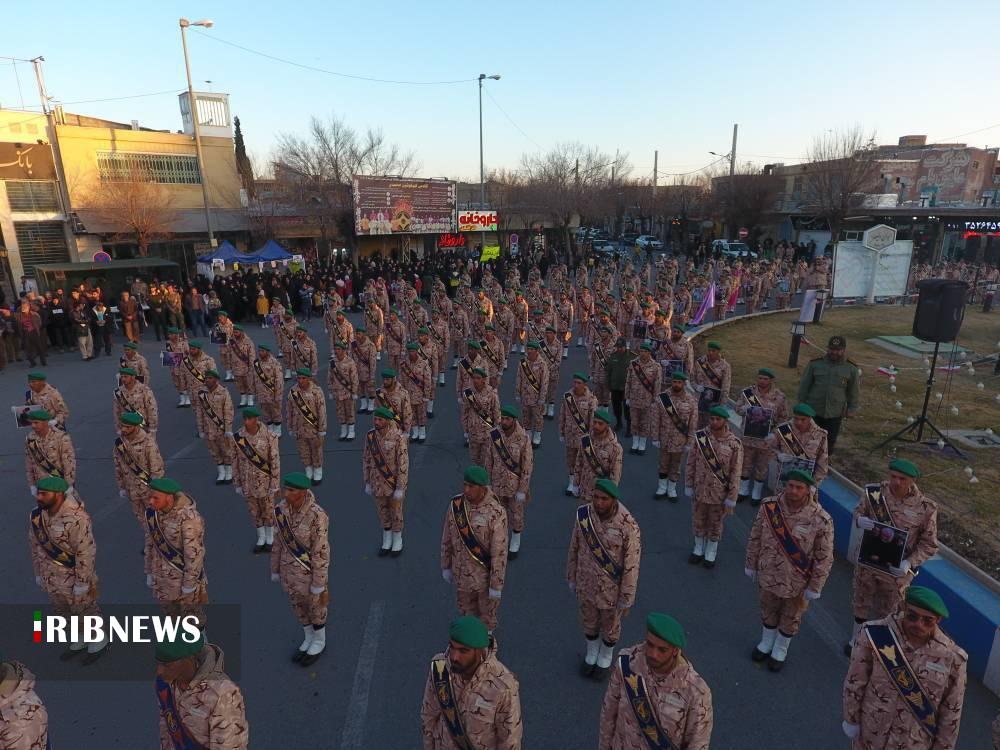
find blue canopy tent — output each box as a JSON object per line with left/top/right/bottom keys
{"left": 235, "top": 239, "right": 294, "bottom": 264}
{"left": 196, "top": 240, "right": 240, "bottom": 264}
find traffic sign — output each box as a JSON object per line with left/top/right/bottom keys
{"left": 738, "top": 227, "right": 749, "bottom": 240}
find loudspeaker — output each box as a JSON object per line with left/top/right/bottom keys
{"left": 912, "top": 279, "right": 968, "bottom": 343}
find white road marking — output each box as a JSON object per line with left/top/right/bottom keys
{"left": 339, "top": 599, "right": 386, "bottom": 749}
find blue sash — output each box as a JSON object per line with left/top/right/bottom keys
{"left": 618, "top": 653, "right": 676, "bottom": 750}
{"left": 30, "top": 507, "right": 75, "bottom": 568}
{"left": 156, "top": 675, "right": 207, "bottom": 750}
{"left": 576, "top": 504, "right": 622, "bottom": 583}
{"left": 865, "top": 623, "right": 939, "bottom": 739}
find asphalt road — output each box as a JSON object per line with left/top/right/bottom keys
{"left": 1, "top": 301, "right": 997, "bottom": 748}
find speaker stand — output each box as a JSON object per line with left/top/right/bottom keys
{"left": 876, "top": 341, "right": 966, "bottom": 457}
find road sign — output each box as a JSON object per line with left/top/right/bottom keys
{"left": 863, "top": 224, "right": 897, "bottom": 252}
{"left": 738, "top": 227, "right": 749, "bottom": 240}
{"left": 510, "top": 233, "right": 519, "bottom": 245}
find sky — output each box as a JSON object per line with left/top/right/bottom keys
{"left": 4, "top": 0, "right": 1000, "bottom": 183}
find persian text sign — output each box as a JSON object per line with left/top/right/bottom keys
{"left": 353, "top": 176, "right": 456, "bottom": 235}
{"left": 458, "top": 210, "right": 498, "bottom": 232}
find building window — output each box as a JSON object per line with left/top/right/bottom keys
{"left": 97, "top": 151, "right": 201, "bottom": 185}
{"left": 4, "top": 180, "right": 60, "bottom": 212}
{"left": 14, "top": 220, "right": 69, "bottom": 275}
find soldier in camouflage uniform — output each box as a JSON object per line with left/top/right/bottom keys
{"left": 515, "top": 341, "right": 549, "bottom": 447}
{"left": 692, "top": 342, "right": 731, "bottom": 428}
{"left": 286, "top": 368, "right": 328, "bottom": 485}
{"left": 735, "top": 367, "right": 789, "bottom": 505}
{"left": 114, "top": 366, "right": 159, "bottom": 432}
{"left": 252, "top": 344, "right": 285, "bottom": 436}
{"left": 567, "top": 479, "right": 641, "bottom": 677}
{"left": 30, "top": 475, "right": 109, "bottom": 663}
{"left": 415, "top": 327, "right": 441, "bottom": 414}
{"left": 485, "top": 405, "right": 533, "bottom": 558}
{"left": 401, "top": 342, "right": 433, "bottom": 442}
{"left": 589, "top": 326, "right": 616, "bottom": 408}
{"left": 182, "top": 342, "right": 217, "bottom": 413}
{"left": 290, "top": 326, "right": 319, "bottom": 381}
{"left": 278, "top": 311, "right": 297, "bottom": 379}
{"left": 328, "top": 308, "right": 354, "bottom": 350}
{"left": 120, "top": 341, "right": 150, "bottom": 384}
{"left": 26, "top": 372, "right": 69, "bottom": 428}
{"left": 463, "top": 369, "right": 501, "bottom": 467}
{"left": 145, "top": 477, "right": 208, "bottom": 628}
{"left": 574, "top": 410, "right": 623, "bottom": 503}
{"left": 480, "top": 325, "right": 507, "bottom": 389}
{"left": 351, "top": 326, "right": 379, "bottom": 414}
{"left": 270, "top": 472, "right": 330, "bottom": 666}
{"left": 842, "top": 586, "right": 967, "bottom": 750}
{"left": 233, "top": 406, "right": 280, "bottom": 554}
{"left": 652, "top": 372, "right": 698, "bottom": 500}
{"left": 661, "top": 324, "right": 694, "bottom": 375}
{"left": 375, "top": 367, "right": 413, "bottom": 437}
{"left": 765, "top": 403, "right": 829, "bottom": 486}
{"left": 25, "top": 409, "right": 76, "bottom": 492}
{"left": 385, "top": 308, "right": 407, "bottom": 371}
{"left": 420, "top": 616, "right": 523, "bottom": 750}
{"left": 363, "top": 407, "right": 410, "bottom": 556}
{"left": 599, "top": 613, "right": 714, "bottom": 750}
{"left": 559, "top": 372, "right": 598, "bottom": 496}
{"left": 430, "top": 311, "right": 451, "bottom": 386}
{"left": 114, "top": 411, "right": 165, "bottom": 526}
{"left": 327, "top": 342, "right": 359, "bottom": 441}
{"left": 196, "top": 370, "right": 235, "bottom": 485}
{"left": 0, "top": 658, "right": 49, "bottom": 749}
{"left": 440, "top": 466, "right": 508, "bottom": 632}
{"left": 228, "top": 325, "right": 257, "bottom": 407}
{"left": 154, "top": 631, "right": 249, "bottom": 749}
{"left": 214, "top": 311, "right": 235, "bottom": 381}
{"left": 540, "top": 327, "right": 563, "bottom": 418}
{"left": 624, "top": 343, "right": 662, "bottom": 455}
{"left": 165, "top": 327, "right": 191, "bottom": 406}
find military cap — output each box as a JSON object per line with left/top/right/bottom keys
{"left": 390, "top": 307, "right": 401, "bottom": 315}
{"left": 217, "top": 310, "right": 230, "bottom": 318}
{"left": 593, "top": 409, "right": 613, "bottom": 424}
{"left": 527, "top": 341, "right": 541, "bottom": 350}
{"left": 501, "top": 404, "right": 521, "bottom": 419}
{"left": 448, "top": 616, "right": 489, "bottom": 649}
{"left": 282, "top": 472, "right": 312, "bottom": 490}
{"left": 149, "top": 477, "right": 182, "bottom": 494}
{"left": 118, "top": 367, "right": 137, "bottom": 377}
{"left": 119, "top": 411, "right": 144, "bottom": 426}
{"left": 889, "top": 458, "right": 920, "bottom": 478}
{"left": 27, "top": 409, "right": 51, "bottom": 421}
{"left": 418, "top": 326, "right": 430, "bottom": 334}
{"left": 594, "top": 478, "right": 620, "bottom": 499}
{"left": 671, "top": 371, "right": 688, "bottom": 381}
{"left": 782, "top": 468, "right": 815, "bottom": 487}
{"left": 646, "top": 613, "right": 686, "bottom": 649}
{"left": 485, "top": 324, "right": 495, "bottom": 331}
{"left": 827, "top": 335, "right": 847, "bottom": 349}
{"left": 27, "top": 372, "right": 46, "bottom": 381}
{"left": 758, "top": 367, "right": 776, "bottom": 379}
{"left": 404, "top": 342, "right": 420, "bottom": 351}
{"left": 355, "top": 325, "right": 367, "bottom": 333}
{"left": 205, "top": 369, "right": 220, "bottom": 379}
{"left": 672, "top": 324, "right": 685, "bottom": 332}
{"left": 123, "top": 342, "right": 138, "bottom": 350}
{"left": 905, "top": 586, "right": 948, "bottom": 618}
{"left": 463, "top": 465, "right": 489, "bottom": 486}
{"left": 640, "top": 342, "right": 653, "bottom": 351}
{"left": 708, "top": 405, "right": 730, "bottom": 419}
{"left": 572, "top": 372, "right": 589, "bottom": 382}
{"left": 295, "top": 367, "right": 313, "bottom": 378}
{"left": 792, "top": 403, "right": 816, "bottom": 417}
{"left": 167, "top": 327, "right": 181, "bottom": 335}
{"left": 335, "top": 342, "right": 348, "bottom": 350}
{"left": 615, "top": 337, "right": 627, "bottom": 347}
{"left": 467, "top": 340, "right": 481, "bottom": 350}
{"left": 472, "top": 367, "right": 487, "bottom": 377}
{"left": 296, "top": 325, "right": 307, "bottom": 332}
{"left": 531, "top": 309, "right": 544, "bottom": 316}
{"left": 36, "top": 475, "right": 69, "bottom": 493}
{"left": 381, "top": 367, "right": 397, "bottom": 378}
{"left": 655, "top": 309, "right": 667, "bottom": 317}
{"left": 189, "top": 340, "right": 203, "bottom": 349}
{"left": 707, "top": 341, "right": 722, "bottom": 350}
{"left": 233, "top": 324, "right": 244, "bottom": 332}
{"left": 258, "top": 343, "right": 271, "bottom": 351}
{"left": 373, "top": 406, "right": 395, "bottom": 421}
{"left": 242, "top": 406, "right": 262, "bottom": 419}
{"left": 545, "top": 326, "right": 556, "bottom": 333}
{"left": 155, "top": 629, "right": 206, "bottom": 663}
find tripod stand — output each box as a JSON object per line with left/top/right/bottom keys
{"left": 876, "top": 341, "right": 965, "bottom": 457}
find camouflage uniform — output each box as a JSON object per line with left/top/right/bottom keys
{"left": 515, "top": 355, "right": 549, "bottom": 436}
{"left": 540, "top": 336, "right": 563, "bottom": 407}
{"left": 328, "top": 317, "right": 354, "bottom": 350}
{"left": 589, "top": 335, "right": 615, "bottom": 405}
{"left": 624, "top": 356, "right": 662, "bottom": 444}
{"left": 27, "top": 383, "right": 69, "bottom": 427}
{"left": 196, "top": 384, "right": 235, "bottom": 467}
{"left": 851, "top": 481, "right": 938, "bottom": 620}
{"left": 290, "top": 333, "right": 319, "bottom": 379}
{"left": 450, "top": 307, "right": 470, "bottom": 362}
{"left": 271, "top": 492, "right": 330, "bottom": 626}
{"left": 566, "top": 501, "right": 641, "bottom": 645}
{"left": 400, "top": 354, "right": 433, "bottom": 430}
{"left": 430, "top": 317, "right": 451, "bottom": 377}
{"left": 183, "top": 351, "right": 217, "bottom": 405}
{"left": 599, "top": 647, "right": 713, "bottom": 750}
{"left": 25, "top": 425, "right": 76, "bottom": 489}
{"left": 121, "top": 350, "right": 151, "bottom": 383}
{"left": 0, "top": 661, "right": 48, "bottom": 750}
{"left": 440, "top": 489, "right": 508, "bottom": 630}
{"left": 327, "top": 352, "right": 359, "bottom": 429}
{"left": 574, "top": 428, "right": 624, "bottom": 503}
{"left": 653, "top": 388, "right": 698, "bottom": 485}
{"left": 463, "top": 384, "right": 501, "bottom": 468}
{"left": 30, "top": 492, "right": 99, "bottom": 620}
{"left": 145, "top": 493, "right": 207, "bottom": 622}
{"left": 692, "top": 355, "right": 731, "bottom": 424}
{"left": 766, "top": 419, "right": 830, "bottom": 484}
{"left": 385, "top": 317, "right": 407, "bottom": 370}
{"left": 843, "top": 613, "right": 966, "bottom": 750}
{"left": 228, "top": 333, "right": 256, "bottom": 399}
{"left": 166, "top": 335, "right": 191, "bottom": 398}
{"left": 485, "top": 422, "right": 533, "bottom": 533}
{"left": 113, "top": 380, "right": 159, "bottom": 432}
{"left": 559, "top": 387, "right": 598, "bottom": 486}
{"left": 351, "top": 336, "right": 379, "bottom": 404}
{"left": 685, "top": 426, "right": 742, "bottom": 543}
{"left": 286, "top": 381, "right": 327, "bottom": 471}
{"left": 157, "top": 644, "right": 249, "bottom": 750}
{"left": 420, "top": 642, "right": 523, "bottom": 749}
{"left": 252, "top": 352, "right": 284, "bottom": 427}
{"left": 363, "top": 422, "right": 410, "bottom": 532}
{"left": 233, "top": 424, "right": 280, "bottom": 529}
{"left": 113, "top": 429, "right": 165, "bottom": 524}
{"left": 736, "top": 384, "right": 789, "bottom": 486}
{"left": 376, "top": 381, "right": 413, "bottom": 436}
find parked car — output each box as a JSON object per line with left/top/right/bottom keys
{"left": 711, "top": 239, "right": 758, "bottom": 259}
{"left": 635, "top": 235, "right": 664, "bottom": 250}
{"left": 620, "top": 232, "right": 640, "bottom": 244}
{"left": 591, "top": 239, "right": 621, "bottom": 257}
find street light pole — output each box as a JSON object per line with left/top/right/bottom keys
{"left": 477, "top": 73, "right": 499, "bottom": 258}
{"left": 180, "top": 18, "right": 216, "bottom": 248}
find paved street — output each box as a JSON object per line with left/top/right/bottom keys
{"left": 2, "top": 307, "right": 997, "bottom": 748}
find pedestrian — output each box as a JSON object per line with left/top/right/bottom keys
{"left": 214, "top": 310, "right": 236, "bottom": 381}
{"left": 842, "top": 586, "right": 967, "bottom": 749}
{"left": 113, "top": 411, "right": 165, "bottom": 526}
{"left": 598, "top": 612, "right": 713, "bottom": 749}
{"left": 119, "top": 290, "right": 140, "bottom": 343}
{"left": 797, "top": 335, "right": 860, "bottom": 453}
{"left": 485, "top": 405, "right": 533, "bottom": 558}
{"left": 290, "top": 325, "right": 319, "bottom": 379}
{"left": 90, "top": 298, "right": 113, "bottom": 355}
{"left": 182, "top": 341, "right": 217, "bottom": 411}
{"left": 362, "top": 406, "right": 409, "bottom": 556}
{"left": 165, "top": 328, "right": 191, "bottom": 407}
{"left": 352, "top": 327, "right": 379, "bottom": 414}
{"left": 652, "top": 371, "right": 698, "bottom": 500}
{"left": 605, "top": 337, "right": 632, "bottom": 435}
{"left": 120, "top": 341, "right": 151, "bottom": 383}
{"left": 270, "top": 472, "right": 330, "bottom": 666}
{"left": 419, "top": 615, "right": 522, "bottom": 749}
{"left": 286, "top": 368, "right": 327, "bottom": 485}
{"left": 17, "top": 300, "right": 46, "bottom": 366}
{"left": 375, "top": 367, "right": 413, "bottom": 437}
{"left": 233, "top": 406, "right": 280, "bottom": 554}
{"left": 195, "top": 370, "right": 235, "bottom": 485}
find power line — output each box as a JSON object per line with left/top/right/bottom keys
{"left": 936, "top": 122, "right": 1000, "bottom": 143}
{"left": 482, "top": 87, "right": 543, "bottom": 151}
{"left": 192, "top": 30, "right": 477, "bottom": 86}
{"left": 654, "top": 155, "right": 729, "bottom": 177}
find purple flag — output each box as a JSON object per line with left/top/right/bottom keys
{"left": 691, "top": 283, "right": 716, "bottom": 325}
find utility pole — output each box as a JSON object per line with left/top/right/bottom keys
{"left": 652, "top": 150, "right": 658, "bottom": 240}
{"left": 729, "top": 123, "right": 738, "bottom": 179}
{"left": 180, "top": 19, "right": 216, "bottom": 248}
{"left": 727, "top": 123, "right": 738, "bottom": 239}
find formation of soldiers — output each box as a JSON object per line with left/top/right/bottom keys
{"left": 7, "top": 250, "right": 983, "bottom": 749}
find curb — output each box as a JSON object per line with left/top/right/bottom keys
{"left": 686, "top": 305, "right": 1000, "bottom": 696}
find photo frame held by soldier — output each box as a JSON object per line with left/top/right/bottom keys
{"left": 742, "top": 405, "right": 774, "bottom": 440}
{"left": 210, "top": 327, "right": 229, "bottom": 345}
{"left": 160, "top": 351, "right": 183, "bottom": 368}
{"left": 697, "top": 386, "right": 722, "bottom": 413}
{"left": 12, "top": 405, "right": 32, "bottom": 429}
{"left": 659, "top": 359, "right": 684, "bottom": 384}
{"left": 857, "top": 523, "right": 909, "bottom": 574}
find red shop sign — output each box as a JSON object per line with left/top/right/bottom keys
{"left": 439, "top": 233, "right": 467, "bottom": 248}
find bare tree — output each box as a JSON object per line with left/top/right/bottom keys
{"left": 708, "top": 162, "right": 782, "bottom": 243}
{"left": 86, "top": 169, "right": 179, "bottom": 257}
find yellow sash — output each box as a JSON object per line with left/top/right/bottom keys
{"left": 290, "top": 388, "right": 319, "bottom": 429}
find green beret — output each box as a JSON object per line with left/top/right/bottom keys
{"left": 708, "top": 405, "right": 730, "bottom": 419}
{"left": 758, "top": 367, "right": 776, "bottom": 379}
{"left": 27, "top": 409, "right": 51, "bottom": 421}
{"left": 406, "top": 342, "right": 421, "bottom": 351}
{"left": 501, "top": 405, "right": 521, "bottom": 419}
{"left": 467, "top": 340, "right": 481, "bottom": 349}
{"left": 707, "top": 341, "right": 722, "bottom": 350}
{"left": 167, "top": 327, "right": 182, "bottom": 335}
{"left": 889, "top": 459, "right": 920, "bottom": 478}
{"left": 792, "top": 403, "right": 816, "bottom": 417}
{"left": 527, "top": 341, "right": 541, "bottom": 350}
{"left": 905, "top": 586, "right": 948, "bottom": 618}
{"left": 36, "top": 475, "right": 69, "bottom": 493}
{"left": 118, "top": 367, "right": 138, "bottom": 377}
{"left": 448, "top": 615, "right": 489, "bottom": 649}
{"left": 390, "top": 307, "right": 401, "bottom": 315}
{"left": 640, "top": 343, "right": 653, "bottom": 351}
{"left": 671, "top": 371, "right": 687, "bottom": 381}
{"left": 672, "top": 324, "right": 685, "bottom": 332}
{"left": 418, "top": 326, "right": 430, "bottom": 334}
{"left": 485, "top": 324, "right": 495, "bottom": 331}
{"left": 123, "top": 342, "right": 138, "bottom": 350}
{"left": 155, "top": 630, "right": 205, "bottom": 663}
{"left": 782, "top": 468, "right": 815, "bottom": 487}
{"left": 296, "top": 325, "right": 307, "bottom": 332}
{"left": 258, "top": 343, "right": 271, "bottom": 351}
{"left": 205, "top": 369, "right": 220, "bottom": 379}
{"left": 640, "top": 302, "right": 651, "bottom": 309}
{"left": 646, "top": 613, "right": 686, "bottom": 649}
{"left": 233, "top": 324, "right": 244, "bottom": 332}
{"left": 296, "top": 367, "right": 313, "bottom": 378}
{"left": 463, "top": 465, "right": 489, "bottom": 486}
{"left": 119, "top": 411, "right": 144, "bottom": 426}
{"left": 355, "top": 326, "right": 367, "bottom": 333}
{"left": 282, "top": 472, "right": 312, "bottom": 490}
{"left": 27, "top": 372, "right": 46, "bottom": 381}
{"left": 545, "top": 326, "right": 556, "bottom": 333}
{"left": 472, "top": 367, "right": 487, "bottom": 377}
{"left": 381, "top": 367, "right": 397, "bottom": 378}
{"left": 593, "top": 409, "right": 613, "bottom": 424}
{"left": 242, "top": 406, "right": 262, "bottom": 419}
{"left": 217, "top": 310, "right": 229, "bottom": 318}
{"left": 335, "top": 342, "right": 348, "bottom": 350}
{"left": 189, "top": 340, "right": 203, "bottom": 349}
{"left": 531, "top": 309, "right": 543, "bottom": 316}
{"left": 373, "top": 406, "right": 395, "bottom": 420}
{"left": 149, "top": 477, "right": 181, "bottom": 494}
{"left": 594, "top": 478, "right": 620, "bottom": 499}
{"left": 572, "top": 372, "right": 590, "bottom": 382}
{"left": 654, "top": 308, "right": 666, "bottom": 316}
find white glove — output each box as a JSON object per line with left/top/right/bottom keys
{"left": 392, "top": 489, "right": 404, "bottom": 500}
{"left": 625, "top": 400, "right": 630, "bottom": 406}
{"left": 842, "top": 721, "right": 860, "bottom": 739}
{"left": 684, "top": 486, "right": 693, "bottom": 497}
{"left": 724, "top": 499, "right": 737, "bottom": 509}
{"left": 35, "top": 575, "right": 43, "bottom": 588}
{"left": 30, "top": 486, "right": 38, "bottom": 497}
{"left": 442, "top": 568, "right": 453, "bottom": 584}
{"left": 352, "top": 395, "right": 358, "bottom": 400}
{"left": 744, "top": 567, "right": 756, "bottom": 581}
{"left": 515, "top": 492, "right": 526, "bottom": 502}
{"left": 328, "top": 392, "right": 334, "bottom": 400}
{"left": 198, "top": 432, "right": 206, "bottom": 439}
{"left": 288, "top": 430, "right": 295, "bottom": 438}
{"left": 118, "top": 489, "right": 127, "bottom": 499}
{"left": 235, "top": 486, "right": 244, "bottom": 496}
{"left": 318, "top": 431, "right": 327, "bottom": 437}
{"left": 364, "top": 483, "right": 372, "bottom": 496}
{"left": 309, "top": 585, "right": 325, "bottom": 595}
{"left": 488, "top": 588, "right": 502, "bottom": 600}
{"left": 804, "top": 589, "right": 821, "bottom": 601}
{"left": 48, "top": 419, "right": 58, "bottom": 428}
{"left": 224, "top": 431, "right": 233, "bottom": 438}
{"left": 856, "top": 516, "right": 876, "bottom": 531}
{"left": 559, "top": 435, "right": 564, "bottom": 443}
{"left": 145, "top": 574, "right": 154, "bottom": 589}
{"left": 181, "top": 585, "right": 197, "bottom": 595}
{"left": 652, "top": 440, "right": 661, "bottom": 448}
{"left": 270, "top": 573, "right": 280, "bottom": 583}
{"left": 72, "top": 581, "right": 90, "bottom": 596}
{"left": 889, "top": 560, "right": 912, "bottom": 578}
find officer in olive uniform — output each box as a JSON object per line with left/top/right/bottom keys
{"left": 797, "top": 335, "right": 860, "bottom": 453}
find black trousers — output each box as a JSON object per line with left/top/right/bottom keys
{"left": 611, "top": 389, "right": 630, "bottom": 430}
{"left": 814, "top": 416, "right": 842, "bottom": 454}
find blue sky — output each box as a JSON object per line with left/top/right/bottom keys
{"left": 4, "top": 0, "right": 1000, "bottom": 181}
